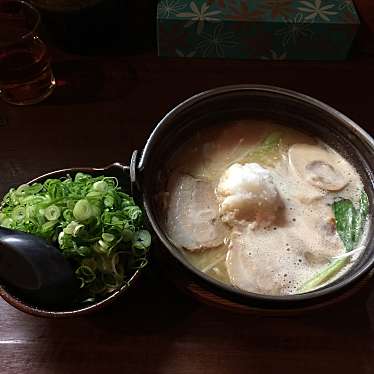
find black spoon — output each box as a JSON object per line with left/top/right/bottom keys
{"left": 0, "top": 227, "right": 79, "bottom": 307}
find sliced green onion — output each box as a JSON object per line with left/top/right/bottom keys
{"left": 86, "top": 191, "right": 103, "bottom": 200}
{"left": 133, "top": 230, "right": 151, "bottom": 250}
{"left": 12, "top": 206, "right": 26, "bottom": 222}
{"left": 41, "top": 220, "right": 58, "bottom": 233}
{"left": 73, "top": 224, "right": 85, "bottom": 238}
{"left": 44, "top": 205, "right": 61, "bottom": 221}
{"left": 64, "top": 221, "right": 80, "bottom": 235}
{"left": 104, "top": 195, "right": 115, "bottom": 208}
{"left": 77, "top": 246, "right": 92, "bottom": 257}
{"left": 16, "top": 184, "right": 30, "bottom": 195}
{"left": 93, "top": 181, "right": 108, "bottom": 193}
{"left": 0, "top": 217, "right": 12, "bottom": 228}
{"left": 73, "top": 199, "right": 92, "bottom": 221}
{"left": 76, "top": 265, "right": 96, "bottom": 286}
{"left": 122, "top": 228, "right": 134, "bottom": 242}
{"left": 0, "top": 213, "right": 7, "bottom": 224}
{"left": 102, "top": 233, "right": 115, "bottom": 242}
{"left": 98, "top": 240, "right": 109, "bottom": 250}
{"left": 0, "top": 172, "right": 151, "bottom": 302}
{"left": 300, "top": 258, "right": 348, "bottom": 293}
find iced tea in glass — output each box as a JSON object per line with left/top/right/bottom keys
{"left": 0, "top": 0, "right": 55, "bottom": 105}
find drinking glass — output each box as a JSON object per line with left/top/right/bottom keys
{"left": 0, "top": 0, "right": 55, "bottom": 105}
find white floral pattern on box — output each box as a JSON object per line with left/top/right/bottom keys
{"left": 196, "top": 23, "right": 237, "bottom": 57}
{"left": 298, "top": 0, "right": 338, "bottom": 22}
{"left": 158, "top": 0, "right": 186, "bottom": 18}
{"left": 176, "top": 2, "right": 222, "bottom": 34}
{"left": 276, "top": 14, "right": 314, "bottom": 46}
{"left": 157, "top": 0, "right": 360, "bottom": 60}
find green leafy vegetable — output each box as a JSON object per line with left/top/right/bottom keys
{"left": 333, "top": 199, "right": 355, "bottom": 252}
{"left": 235, "top": 132, "right": 283, "bottom": 166}
{"left": 353, "top": 191, "right": 369, "bottom": 244}
{"left": 333, "top": 191, "right": 369, "bottom": 253}
{"left": 300, "top": 191, "right": 369, "bottom": 292}
{"left": 0, "top": 173, "right": 151, "bottom": 301}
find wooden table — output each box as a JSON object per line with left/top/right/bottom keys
{"left": 1, "top": 1, "right": 374, "bottom": 373}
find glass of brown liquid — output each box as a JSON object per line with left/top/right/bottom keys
{"left": 0, "top": 0, "right": 55, "bottom": 105}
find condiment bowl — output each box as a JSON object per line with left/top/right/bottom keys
{"left": 0, "top": 163, "right": 146, "bottom": 318}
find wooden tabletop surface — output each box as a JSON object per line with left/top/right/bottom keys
{"left": 1, "top": 1, "right": 374, "bottom": 373}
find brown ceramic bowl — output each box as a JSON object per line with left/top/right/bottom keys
{"left": 135, "top": 85, "right": 374, "bottom": 314}
{"left": 0, "top": 163, "right": 147, "bottom": 318}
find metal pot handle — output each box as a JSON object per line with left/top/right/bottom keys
{"left": 130, "top": 150, "right": 141, "bottom": 196}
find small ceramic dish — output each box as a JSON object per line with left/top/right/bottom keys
{"left": 0, "top": 163, "right": 146, "bottom": 318}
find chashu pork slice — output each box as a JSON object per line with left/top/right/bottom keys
{"left": 166, "top": 173, "right": 227, "bottom": 251}
{"left": 226, "top": 227, "right": 297, "bottom": 295}
{"left": 226, "top": 208, "right": 344, "bottom": 295}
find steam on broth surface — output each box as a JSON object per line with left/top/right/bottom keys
{"left": 159, "top": 120, "right": 368, "bottom": 295}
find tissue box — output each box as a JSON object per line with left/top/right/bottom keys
{"left": 157, "top": 0, "right": 360, "bottom": 60}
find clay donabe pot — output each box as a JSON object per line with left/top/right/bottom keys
{"left": 136, "top": 85, "right": 374, "bottom": 313}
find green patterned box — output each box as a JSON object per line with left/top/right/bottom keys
{"left": 157, "top": 0, "right": 360, "bottom": 60}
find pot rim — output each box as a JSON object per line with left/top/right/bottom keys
{"left": 139, "top": 84, "right": 374, "bottom": 304}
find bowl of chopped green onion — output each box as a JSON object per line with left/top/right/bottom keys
{"left": 0, "top": 163, "right": 151, "bottom": 317}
